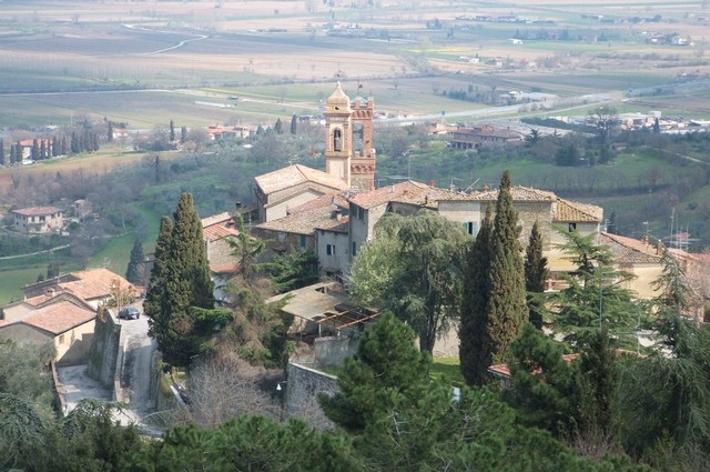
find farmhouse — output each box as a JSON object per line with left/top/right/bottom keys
{"left": 448, "top": 125, "right": 523, "bottom": 149}
{"left": 12, "top": 206, "right": 64, "bottom": 234}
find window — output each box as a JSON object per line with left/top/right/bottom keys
{"left": 333, "top": 128, "right": 342, "bottom": 151}
{"left": 568, "top": 222, "right": 577, "bottom": 232}
{"left": 326, "top": 244, "right": 333, "bottom": 256}
{"left": 299, "top": 235, "right": 307, "bottom": 248}
{"left": 352, "top": 241, "right": 357, "bottom": 257}
{"left": 464, "top": 222, "right": 477, "bottom": 236}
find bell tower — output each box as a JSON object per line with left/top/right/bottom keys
{"left": 350, "top": 96, "right": 376, "bottom": 191}
{"left": 324, "top": 82, "right": 352, "bottom": 187}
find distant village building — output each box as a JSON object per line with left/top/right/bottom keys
{"left": 206, "top": 125, "right": 251, "bottom": 141}
{"left": 12, "top": 206, "right": 64, "bottom": 233}
{"left": 72, "top": 199, "right": 93, "bottom": 221}
{"left": 448, "top": 125, "right": 523, "bottom": 149}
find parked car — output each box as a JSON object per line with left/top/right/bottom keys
{"left": 118, "top": 307, "right": 140, "bottom": 320}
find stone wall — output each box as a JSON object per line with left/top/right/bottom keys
{"left": 313, "top": 334, "right": 359, "bottom": 369}
{"left": 285, "top": 361, "right": 338, "bottom": 429}
{"left": 86, "top": 309, "right": 122, "bottom": 388}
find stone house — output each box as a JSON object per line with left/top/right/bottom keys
{"left": 201, "top": 212, "right": 240, "bottom": 303}
{"left": 0, "top": 296, "right": 96, "bottom": 365}
{"left": 12, "top": 206, "right": 64, "bottom": 234}
{"left": 448, "top": 125, "right": 523, "bottom": 149}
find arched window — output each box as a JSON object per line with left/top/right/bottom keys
{"left": 333, "top": 128, "right": 342, "bottom": 151}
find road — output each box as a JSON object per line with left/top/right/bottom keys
{"left": 55, "top": 303, "right": 159, "bottom": 433}
{"left": 123, "top": 24, "right": 208, "bottom": 55}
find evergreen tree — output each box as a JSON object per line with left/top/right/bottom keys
{"left": 31, "top": 139, "right": 39, "bottom": 160}
{"left": 525, "top": 220, "right": 548, "bottom": 329}
{"left": 290, "top": 114, "right": 298, "bottom": 134}
{"left": 52, "top": 136, "right": 59, "bottom": 157}
{"left": 256, "top": 124, "right": 265, "bottom": 136}
{"left": 10, "top": 144, "right": 16, "bottom": 164}
{"left": 273, "top": 118, "right": 283, "bottom": 134}
{"left": 15, "top": 142, "right": 22, "bottom": 163}
{"left": 0, "top": 139, "right": 4, "bottom": 166}
{"left": 147, "top": 194, "right": 214, "bottom": 367}
{"left": 486, "top": 170, "right": 528, "bottom": 362}
{"left": 169, "top": 119, "right": 175, "bottom": 142}
{"left": 459, "top": 205, "right": 493, "bottom": 385}
{"left": 61, "top": 135, "right": 67, "bottom": 155}
{"left": 70, "top": 132, "right": 79, "bottom": 154}
{"left": 226, "top": 214, "right": 265, "bottom": 282}
{"left": 263, "top": 249, "right": 319, "bottom": 292}
{"left": 107, "top": 120, "right": 113, "bottom": 142}
{"left": 180, "top": 126, "right": 187, "bottom": 144}
{"left": 576, "top": 327, "right": 617, "bottom": 437}
{"left": 125, "top": 239, "right": 145, "bottom": 284}
{"left": 39, "top": 140, "right": 46, "bottom": 160}
{"left": 145, "top": 217, "right": 174, "bottom": 356}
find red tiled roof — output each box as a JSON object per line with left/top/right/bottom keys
{"left": 204, "top": 224, "right": 239, "bottom": 242}
{"left": 60, "top": 268, "right": 135, "bottom": 301}
{"left": 488, "top": 353, "right": 579, "bottom": 378}
{"left": 21, "top": 301, "right": 95, "bottom": 335}
{"left": 599, "top": 232, "right": 662, "bottom": 264}
{"left": 462, "top": 185, "right": 557, "bottom": 202}
{"left": 348, "top": 180, "right": 458, "bottom": 210}
{"left": 12, "top": 206, "right": 62, "bottom": 217}
{"left": 256, "top": 193, "right": 349, "bottom": 236}
{"left": 554, "top": 199, "right": 603, "bottom": 223}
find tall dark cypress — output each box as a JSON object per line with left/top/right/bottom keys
{"left": 125, "top": 239, "right": 145, "bottom": 284}
{"left": 31, "top": 139, "right": 39, "bottom": 160}
{"left": 108, "top": 121, "right": 114, "bottom": 142}
{"left": 145, "top": 217, "right": 174, "bottom": 350}
{"left": 169, "top": 120, "right": 176, "bottom": 142}
{"left": 52, "top": 136, "right": 59, "bottom": 157}
{"left": 0, "top": 139, "right": 4, "bottom": 166}
{"left": 290, "top": 114, "right": 298, "bottom": 134}
{"left": 61, "top": 136, "right": 67, "bottom": 155}
{"left": 525, "top": 221, "right": 548, "bottom": 330}
{"left": 40, "top": 140, "right": 46, "bottom": 160}
{"left": 169, "top": 193, "right": 214, "bottom": 309}
{"left": 459, "top": 205, "right": 493, "bottom": 385}
{"left": 486, "top": 170, "right": 528, "bottom": 362}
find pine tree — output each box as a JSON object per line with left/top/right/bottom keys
{"left": 576, "top": 327, "right": 617, "bottom": 436}
{"left": 525, "top": 221, "right": 548, "bottom": 329}
{"left": 125, "top": 239, "right": 145, "bottom": 284}
{"left": 459, "top": 205, "right": 493, "bottom": 385}
{"left": 274, "top": 118, "right": 283, "bottom": 134}
{"left": 290, "top": 114, "right": 297, "bottom": 134}
{"left": 486, "top": 170, "right": 528, "bottom": 362}
{"left": 107, "top": 121, "right": 114, "bottom": 142}
{"left": 169, "top": 120, "right": 176, "bottom": 142}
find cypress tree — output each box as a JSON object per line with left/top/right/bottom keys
{"left": 52, "top": 136, "right": 59, "bottom": 157}
{"left": 8, "top": 143, "right": 14, "bottom": 165}
{"left": 39, "top": 140, "right": 46, "bottom": 160}
{"left": 125, "top": 239, "right": 145, "bottom": 284}
{"left": 70, "top": 132, "right": 78, "bottom": 154}
{"left": 31, "top": 139, "right": 39, "bottom": 160}
{"left": 147, "top": 194, "right": 214, "bottom": 367}
{"left": 145, "top": 217, "right": 174, "bottom": 357}
{"left": 180, "top": 126, "right": 187, "bottom": 144}
{"left": 61, "top": 136, "right": 67, "bottom": 155}
{"left": 459, "top": 205, "right": 493, "bottom": 385}
{"left": 169, "top": 120, "right": 175, "bottom": 142}
{"left": 290, "top": 114, "right": 297, "bottom": 134}
{"left": 0, "top": 139, "right": 4, "bottom": 166}
{"left": 486, "top": 170, "right": 528, "bottom": 362}
{"left": 108, "top": 121, "right": 114, "bottom": 142}
{"left": 273, "top": 118, "right": 283, "bottom": 134}
{"left": 524, "top": 220, "right": 548, "bottom": 329}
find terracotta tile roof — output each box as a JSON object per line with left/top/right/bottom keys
{"left": 489, "top": 353, "right": 579, "bottom": 378}
{"left": 554, "top": 199, "right": 603, "bottom": 223}
{"left": 209, "top": 262, "right": 239, "bottom": 274}
{"left": 60, "top": 268, "right": 135, "bottom": 301}
{"left": 462, "top": 185, "right": 557, "bottom": 202}
{"left": 21, "top": 301, "right": 95, "bottom": 335}
{"left": 599, "top": 232, "right": 662, "bottom": 264}
{"left": 203, "top": 224, "right": 239, "bottom": 242}
{"left": 348, "top": 180, "right": 459, "bottom": 210}
{"left": 254, "top": 164, "right": 348, "bottom": 195}
{"left": 255, "top": 193, "right": 348, "bottom": 236}
{"left": 12, "top": 206, "right": 62, "bottom": 217}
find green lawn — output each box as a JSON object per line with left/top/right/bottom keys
{"left": 431, "top": 357, "right": 464, "bottom": 386}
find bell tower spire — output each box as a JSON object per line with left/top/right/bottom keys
{"left": 324, "top": 82, "right": 352, "bottom": 187}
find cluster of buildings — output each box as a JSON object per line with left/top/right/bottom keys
{"left": 0, "top": 268, "right": 136, "bottom": 364}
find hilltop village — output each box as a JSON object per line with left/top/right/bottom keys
{"left": 1, "top": 83, "right": 709, "bottom": 470}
